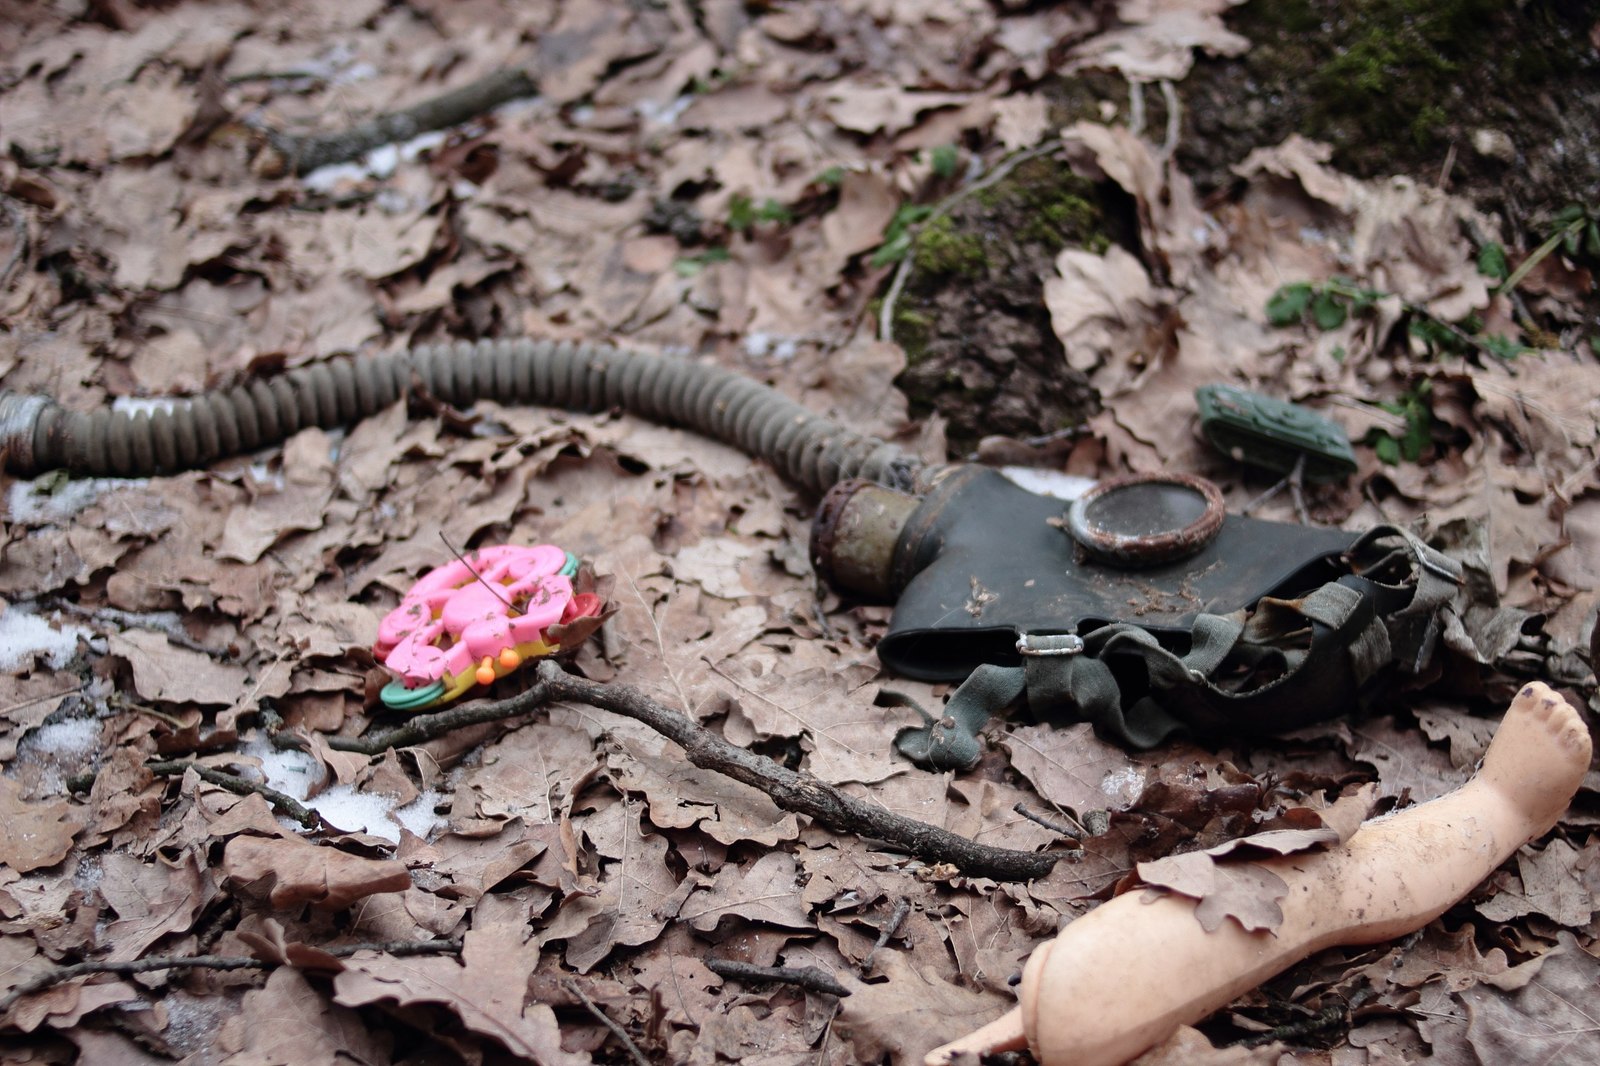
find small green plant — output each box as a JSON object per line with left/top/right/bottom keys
{"left": 1368, "top": 381, "right": 1434, "bottom": 465}
{"left": 1265, "top": 277, "right": 1385, "bottom": 330}
{"left": 726, "top": 194, "right": 793, "bottom": 233}
{"left": 1265, "top": 275, "right": 1530, "bottom": 361}
{"left": 928, "top": 144, "right": 960, "bottom": 180}
{"left": 870, "top": 203, "right": 935, "bottom": 267}
{"left": 672, "top": 246, "right": 732, "bottom": 277}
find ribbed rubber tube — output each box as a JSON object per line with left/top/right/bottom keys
{"left": 0, "top": 339, "right": 921, "bottom": 494}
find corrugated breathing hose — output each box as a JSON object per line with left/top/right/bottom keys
{"left": 0, "top": 338, "right": 923, "bottom": 494}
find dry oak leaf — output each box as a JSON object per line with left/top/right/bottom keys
{"left": 98, "top": 849, "right": 215, "bottom": 962}
{"left": 0, "top": 775, "right": 81, "bottom": 873}
{"left": 333, "top": 894, "right": 586, "bottom": 1066}
{"left": 680, "top": 850, "right": 813, "bottom": 933}
{"left": 220, "top": 965, "right": 390, "bottom": 1066}
{"left": 833, "top": 950, "right": 1012, "bottom": 1065}
{"left": 107, "top": 628, "right": 251, "bottom": 706}
{"left": 1000, "top": 722, "right": 1146, "bottom": 816}
{"left": 1459, "top": 932, "right": 1600, "bottom": 1065}
{"left": 1136, "top": 850, "right": 1289, "bottom": 933}
{"left": 221, "top": 835, "right": 411, "bottom": 911}
{"left": 1134, "top": 786, "right": 1375, "bottom": 933}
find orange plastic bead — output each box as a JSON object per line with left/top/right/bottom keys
{"left": 499, "top": 647, "right": 522, "bottom": 669}
{"left": 476, "top": 657, "right": 496, "bottom": 686}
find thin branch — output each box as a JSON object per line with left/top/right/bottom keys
{"left": 1011, "top": 802, "right": 1082, "bottom": 839}
{"left": 561, "top": 977, "right": 650, "bottom": 1066}
{"left": 862, "top": 898, "right": 911, "bottom": 973}
{"left": 266, "top": 65, "right": 537, "bottom": 174}
{"left": 879, "top": 139, "right": 1064, "bottom": 345}
{"left": 338, "top": 662, "right": 1059, "bottom": 881}
{"left": 0, "top": 193, "right": 27, "bottom": 291}
{"left": 705, "top": 959, "right": 850, "bottom": 999}
{"left": 0, "top": 938, "right": 463, "bottom": 1015}
{"left": 323, "top": 697, "right": 536, "bottom": 754}
{"left": 147, "top": 760, "right": 321, "bottom": 830}
{"left": 52, "top": 600, "right": 234, "bottom": 659}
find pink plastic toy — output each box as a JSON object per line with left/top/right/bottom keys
{"left": 374, "top": 545, "right": 602, "bottom": 710}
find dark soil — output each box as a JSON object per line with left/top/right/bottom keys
{"left": 1181, "top": 0, "right": 1600, "bottom": 223}
{"left": 893, "top": 0, "right": 1600, "bottom": 449}
{"left": 889, "top": 158, "right": 1129, "bottom": 454}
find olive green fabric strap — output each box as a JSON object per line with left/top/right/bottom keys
{"left": 892, "top": 525, "right": 1467, "bottom": 771}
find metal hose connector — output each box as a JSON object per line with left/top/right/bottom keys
{"left": 0, "top": 339, "right": 922, "bottom": 494}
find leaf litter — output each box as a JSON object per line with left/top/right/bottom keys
{"left": 1, "top": 1, "right": 1597, "bottom": 1064}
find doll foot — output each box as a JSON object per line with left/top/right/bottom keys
{"left": 1476, "top": 682, "right": 1591, "bottom": 837}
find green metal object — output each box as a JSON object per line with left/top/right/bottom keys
{"left": 1195, "top": 384, "right": 1356, "bottom": 483}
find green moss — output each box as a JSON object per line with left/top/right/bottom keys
{"left": 1231, "top": 0, "right": 1586, "bottom": 157}
{"left": 913, "top": 215, "right": 990, "bottom": 278}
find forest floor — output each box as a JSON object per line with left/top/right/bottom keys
{"left": 1, "top": 1, "right": 1598, "bottom": 1064}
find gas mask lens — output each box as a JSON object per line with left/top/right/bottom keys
{"left": 1064, "top": 473, "right": 1226, "bottom": 567}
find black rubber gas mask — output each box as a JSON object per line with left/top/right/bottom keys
{"left": 812, "top": 466, "right": 1462, "bottom": 764}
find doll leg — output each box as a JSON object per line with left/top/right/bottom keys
{"left": 928, "top": 683, "right": 1592, "bottom": 1066}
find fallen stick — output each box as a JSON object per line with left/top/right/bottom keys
{"left": 148, "top": 759, "right": 321, "bottom": 829}
{"left": 265, "top": 65, "right": 537, "bottom": 174}
{"left": 927, "top": 681, "right": 1593, "bottom": 1066}
{"left": 0, "top": 938, "right": 462, "bottom": 1017}
{"left": 335, "top": 661, "right": 1058, "bottom": 882}
{"left": 705, "top": 959, "right": 851, "bottom": 998}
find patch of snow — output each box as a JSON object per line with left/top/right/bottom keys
{"left": 241, "top": 735, "right": 321, "bottom": 802}
{"left": 310, "top": 784, "right": 403, "bottom": 839}
{"left": 7, "top": 477, "right": 139, "bottom": 525}
{"left": 303, "top": 161, "right": 370, "bottom": 194}
{"left": 399, "top": 130, "right": 448, "bottom": 163}
{"left": 110, "top": 396, "right": 178, "bottom": 416}
{"left": 365, "top": 143, "right": 400, "bottom": 179}
{"left": 164, "top": 992, "right": 231, "bottom": 1055}
{"left": 998, "top": 467, "right": 1096, "bottom": 501}
{"left": 743, "top": 332, "right": 799, "bottom": 361}
{"left": 310, "top": 784, "right": 445, "bottom": 843}
{"left": 393, "top": 788, "right": 445, "bottom": 840}
{"left": 1099, "top": 766, "right": 1146, "bottom": 807}
{"left": 20, "top": 717, "right": 100, "bottom": 762}
{"left": 0, "top": 607, "right": 93, "bottom": 671}
{"left": 638, "top": 92, "right": 695, "bottom": 128}
{"left": 73, "top": 853, "right": 103, "bottom": 893}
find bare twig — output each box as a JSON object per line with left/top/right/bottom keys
{"left": 1157, "top": 79, "right": 1182, "bottom": 159}
{"left": 266, "top": 65, "right": 537, "bottom": 174}
{"left": 0, "top": 193, "right": 27, "bottom": 291}
{"left": 0, "top": 938, "right": 463, "bottom": 1015}
{"left": 1012, "top": 802, "right": 1082, "bottom": 839}
{"left": 146, "top": 760, "right": 321, "bottom": 829}
{"left": 561, "top": 977, "right": 650, "bottom": 1066}
{"left": 879, "top": 139, "right": 1064, "bottom": 345}
{"left": 337, "top": 662, "right": 1059, "bottom": 881}
{"left": 862, "top": 898, "right": 911, "bottom": 973}
{"left": 52, "top": 600, "right": 233, "bottom": 659}
{"left": 705, "top": 959, "right": 850, "bottom": 999}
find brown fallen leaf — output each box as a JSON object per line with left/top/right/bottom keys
{"left": 106, "top": 628, "right": 252, "bottom": 707}
{"left": 220, "top": 965, "right": 391, "bottom": 1066}
{"left": 1136, "top": 850, "right": 1290, "bottom": 933}
{"left": 1460, "top": 932, "right": 1600, "bottom": 1065}
{"left": 1001, "top": 721, "right": 1146, "bottom": 816}
{"left": 833, "top": 950, "right": 1012, "bottom": 1065}
{"left": 97, "top": 848, "right": 216, "bottom": 962}
{"left": 333, "top": 893, "right": 586, "bottom": 1065}
{"left": 680, "top": 850, "right": 813, "bottom": 933}
{"left": 0, "top": 775, "right": 81, "bottom": 873}
{"left": 221, "top": 835, "right": 411, "bottom": 911}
